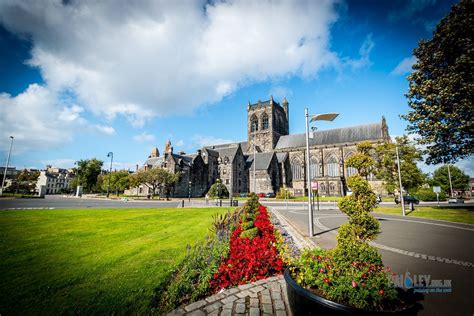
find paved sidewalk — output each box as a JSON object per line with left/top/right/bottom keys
{"left": 168, "top": 276, "right": 292, "bottom": 316}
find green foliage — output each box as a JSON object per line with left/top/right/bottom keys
{"left": 374, "top": 136, "right": 425, "bottom": 194}
{"left": 155, "top": 235, "right": 229, "bottom": 313}
{"left": 75, "top": 158, "right": 104, "bottom": 193}
{"left": 10, "top": 169, "right": 39, "bottom": 193}
{"left": 346, "top": 141, "right": 375, "bottom": 178}
{"left": 238, "top": 193, "right": 261, "bottom": 239}
{"left": 276, "top": 187, "right": 292, "bottom": 199}
{"left": 208, "top": 181, "right": 229, "bottom": 199}
{"left": 101, "top": 170, "right": 131, "bottom": 195}
{"left": 292, "top": 249, "right": 396, "bottom": 311}
{"left": 292, "top": 170, "right": 398, "bottom": 310}
{"left": 402, "top": 0, "right": 473, "bottom": 164}
{"left": 131, "top": 168, "right": 179, "bottom": 198}
{"left": 412, "top": 187, "right": 447, "bottom": 201}
{"left": 431, "top": 165, "right": 469, "bottom": 193}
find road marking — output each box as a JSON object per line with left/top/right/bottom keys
{"left": 374, "top": 216, "right": 474, "bottom": 232}
{"left": 314, "top": 216, "right": 474, "bottom": 268}
{"left": 0, "top": 207, "right": 56, "bottom": 210}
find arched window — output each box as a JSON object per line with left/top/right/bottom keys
{"left": 320, "top": 182, "right": 326, "bottom": 193}
{"left": 347, "top": 166, "right": 357, "bottom": 176}
{"left": 262, "top": 113, "right": 269, "bottom": 130}
{"left": 250, "top": 115, "right": 259, "bottom": 132}
{"left": 326, "top": 156, "right": 339, "bottom": 177}
{"left": 310, "top": 156, "right": 320, "bottom": 179}
{"left": 329, "top": 182, "right": 336, "bottom": 192}
{"left": 291, "top": 157, "right": 303, "bottom": 180}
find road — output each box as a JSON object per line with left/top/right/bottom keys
{"left": 272, "top": 204, "right": 474, "bottom": 316}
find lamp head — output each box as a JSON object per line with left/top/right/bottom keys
{"left": 310, "top": 113, "right": 339, "bottom": 122}
{"left": 107, "top": 152, "right": 113, "bottom": 157}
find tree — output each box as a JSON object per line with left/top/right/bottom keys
{"left": 402, "top": 0, "right": 473, "bottom": 164}
{"left": 208, "top": 181, "right": 229, "bottom": 199}
{"left": 346, "top": 141, "right": 375, "bottom": 179}
{"left": 374, "top": 136, "right": 426, "bottom": 195}
{"left": 431, "top": 165, "right": 469, "bottom": 194}
{"left": 132, "top": 168, "right": 179, "bottom": 199}
{"left": 101, "top": 170, "right": 131, "bottom": 196}
{"left": 12, "top": 169, "right": 39, "bottom": 194}
{"left": 75, "top": 159, "right": 104, "bottom": 193}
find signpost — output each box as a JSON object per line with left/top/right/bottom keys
{"left": 433, "top": 186, "right": 441, "bottom": 207}
{"left": 311, "top": 181, "right": 320, "bottom": 212}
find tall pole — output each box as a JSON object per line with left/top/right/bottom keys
{"left": 106, "top": 152, "right": 113, "bottom": 198}
{"left": 1, "top": 136, "right": 14, "bottom": 196}
{"left": 253, "top": 133, "right": 256, "bottom": 193}
{"left": 396, "top": 145, "right": 406, "bottom": 216}
{"left": 447, "top": 164, "right": 454, "bottom": 197}
{"left": 305, "top": 108, "right": 314, "bottom": 237}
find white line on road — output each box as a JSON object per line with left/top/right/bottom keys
{"left": 314, "top": 215, "right": 474, "bottom": 268}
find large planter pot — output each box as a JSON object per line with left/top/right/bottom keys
{"left": 284, "top": 269, "right": 419, "bottom": 316}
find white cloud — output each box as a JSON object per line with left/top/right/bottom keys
{"left": 39, "top": 159, "right": 76, "bottom": 169}
{"left": 0, "top": 0, "right": 340, "bottom": 124}
{"left": 342, "top": 33, "right": 375, "bottom": 70}
{"left": 391, "top": 56, "right": 416, "bottom": 75}
{"left": 133, "top": 132, "right": 156, "bottom": 142}
{"left": 94, "top": 125, "right": 115, "bottom": 135}
{"left": 0, "top": 84, "right": 76, "bottom": 153}
{"left": 192, "top": 134, "right": 235, "bottom": 148}
{"left": 175, "top": 140, "right": 185, "bottom": 147}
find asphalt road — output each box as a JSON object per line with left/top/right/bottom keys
{"left": 272, "top": 205, "right": 474, "bottom": 316}
{"left": 0, "top": 195, "right": 183, "bottom": 209}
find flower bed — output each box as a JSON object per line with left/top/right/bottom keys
{"left": 211, "top": 204, "right": 284, "bottom": 291}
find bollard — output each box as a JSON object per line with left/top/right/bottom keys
{"left": 182, "top": 200, "right": 184, "bottom": 208}
{"left": 219, "top": 199, "right": 222, "bottom": 207}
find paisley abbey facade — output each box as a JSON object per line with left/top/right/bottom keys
{"left": 129, "top": 97, "right": 390, "bottom": 197}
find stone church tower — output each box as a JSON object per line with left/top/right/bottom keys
{"left": 247, "top": 96, "right": 289, "bottom": 153}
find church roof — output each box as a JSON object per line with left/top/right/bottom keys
{"left": 214, "top": 146, "right": 240, "bottom": 162}
{"left": 246, "top": 152, "right": 275, "bottom": 170}
{"left": 144, "top": 156, "right": 164, "bottom": 167}
{"left": 275, "top": 122, "right": 384, "bottom": 150}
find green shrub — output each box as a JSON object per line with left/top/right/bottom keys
{"left": 239, "top": 193, "right": 261, "bottom": 239}
{"left": 413, "top": 188, "right": 447, "bottom": 201}
{"left": 276, "top": 188, "right": 292, "bottom": 199}
{"left": 291, "top": 175, "right": 398, "bottom": 310}
{"left": 208, "top": 182, "right": 229, "bottom": 198}
{"left": 240, "top": 227, "right": 259, "bottom": 239}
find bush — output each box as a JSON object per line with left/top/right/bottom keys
{"left": 291, "top": 175, "right": 398, "bottom": 310}
{"left": 413, "top": 188, "right": 447, "bottom": 201}
{"left": 208, "top": 182, "right": 229, "bottom": 199}
{"left": 276, "top": 188, "right": 292, "bottom": 199}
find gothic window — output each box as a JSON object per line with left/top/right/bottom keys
{"left": 291, "top": 156, "right": 303, "bottom": 180}
{"left": 329, "top": 182, "right": 336, "bottom": 192}
{"left": 250, "top": 115, "right": 259, "bottom": 132}
{"left": 310, "top": 156, "right": 321, "bottom": 179}
{"left": 326, "top": 156, "right": 339, "bottom": 177}
{"left": 347, "top": 166, "right": 357, "bottom": 176}
{"left": 262, "top": 113, "right": 269, "bottom": 130}
{"left": 320, "top": 183, "right": 326, "bottom": 192}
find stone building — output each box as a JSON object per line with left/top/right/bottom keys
{"left": 129, "top": 97, "right": 389, "bottom": 197}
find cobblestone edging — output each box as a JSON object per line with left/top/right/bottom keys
{"left": 167, "top": 275, "right": 291, "bottom": 316}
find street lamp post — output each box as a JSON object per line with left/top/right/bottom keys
{"left": 305, "top": 109, "right": 339, "bottom": 237}
{"left": 395, "top": 145, "right": 406, "bottom": 216}
{"left": 1, "top": 136, "right": 14, "bottom": 196}
{"left": 253, "top": 134, "right": 256, "bottom": 193}
{"left": 447, "top": 164, "right": 454, "bottom": 198}
{"left": 106, "top": 152, "right": 113, "bottom": 198}
{"left": 188, "top": 181, "right": 192, "bottom": 203}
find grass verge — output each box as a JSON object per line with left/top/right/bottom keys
{"left": 374, "top": 206, "right": 474, "bottom": 224}
{"left": 0, "top": 207, "right": 230, "bottom": 314}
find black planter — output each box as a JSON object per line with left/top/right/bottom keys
{"left": 284, "top": 269, "right": 420, "bottom": 316}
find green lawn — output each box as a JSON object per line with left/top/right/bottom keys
{"left": 374, "top": 206, "right": 474, "bottom": 224}
{"left": 0, "top": 207, "right": 229, "bottom": 315}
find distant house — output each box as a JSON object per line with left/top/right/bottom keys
{"left": 36, "top": 167, "right": 75, "bottom": 194}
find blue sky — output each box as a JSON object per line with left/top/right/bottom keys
{"left": 0, "top": 0, "right": 471, "bottom": 175}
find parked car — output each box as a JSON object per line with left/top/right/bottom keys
{"left": 395, "top": 196, "right": 419, "bottom": 205}
{"left": 448, "top": 197, "right": 465, "bottom": 204}
{"left": 239, "top": 193, "right": 247, "bottom": 198}
{"left": 257, "top": 193, "right": 266, "bottom": 198}
{"left": 265, "top": 192, "right": 276, "bottom": 198}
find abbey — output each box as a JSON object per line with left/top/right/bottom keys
{"left": 129, "top": 97, "right": 390, "bottom": 197}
